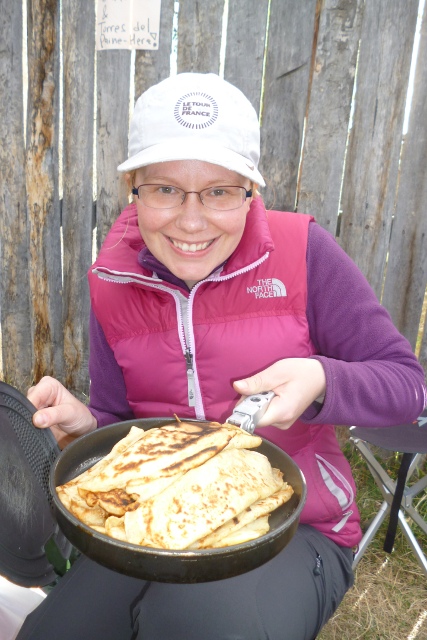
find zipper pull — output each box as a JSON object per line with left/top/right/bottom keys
{"left": 313, "top": 553, "right": 323, "bottom": 576}
{"left": 185, "top": 349, "right": 196, "bottom": 407}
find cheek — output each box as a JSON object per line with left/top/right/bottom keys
{"left": 223, "top": 208, "right": 249, "bottom": 238}
{"left": 137, "top": 208, "right": 170, "bottom": 237}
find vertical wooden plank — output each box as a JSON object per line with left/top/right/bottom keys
{"left": 382, "top": 14, "right": 427, "bottom": 350}
{"left": 419, "top": 306, "right": 427, "bottom": 375}
{"left": 223, "top": 0, "right": 269, "bottom": 115}
{"left": 338, "top": 0, "right": 419, "bottom": 297}
{"left": 96, "top": 50, "right": 132, "bottom": 248}
{"left": 26, "top": 0, "right": 62, "bottom": 383}
{"left": 176, "top": 0, "right": 224, "bottom": 74}
{"left": 0, "top": 1, "right": 32, "bottom": 388}
{"left": 260, "top": 0, "right": 317, "bottom": 211}
{"left": 134, "top": 0, "right": 175, "bottom": 98}
{"left": 297, "top": 0, "right": 363, "bottom": 233}
{"left": 61, "top": 0, "right": 96, "bottom": 397}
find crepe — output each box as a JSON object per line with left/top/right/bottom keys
{"left": 62, "top": 426, "right": 147, "bottom": 491}
{"left": 77, "top": 422, "right": 236, "bottom": 494}
{"left": 215, "top": 516, "right": 270, "bottom": 547}
{"left": 57, "top": 421, "right": 294, "bottom": 550}
{"left": 191, "top": 483, "right": 294, "bottom": 549}
{"left": 123, "top": 447, "right": 283, "bottom": 549}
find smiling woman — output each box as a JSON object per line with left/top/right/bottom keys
{"left": 131, "top": 160, "right": 252, "bottom": 288}
{"left": 18, "top": 72, "right": 426, "bottom": 640}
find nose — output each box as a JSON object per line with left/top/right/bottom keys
{"left": 174, "top": 192, "right": 209, "bottom": 233}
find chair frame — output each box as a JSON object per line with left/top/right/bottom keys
{"left": 350, "top": 436, "right": 427, "bottom": 577}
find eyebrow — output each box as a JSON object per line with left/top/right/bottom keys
{"left": 137, "top": 177, "right": 248, "bottom": 187}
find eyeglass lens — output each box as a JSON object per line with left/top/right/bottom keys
{"left": 134, "top": 185, "right": 250, "bottom": 211}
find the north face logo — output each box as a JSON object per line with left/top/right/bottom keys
{"left": 247, "top": 278, "right": 287, "bottom": 299}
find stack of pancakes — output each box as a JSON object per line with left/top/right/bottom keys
{"left": 57, "top": 421, "right": 293, "bottom": 550}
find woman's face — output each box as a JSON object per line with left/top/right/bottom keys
{"left": 133, "top": 160, "right": 252, "bottom": 288}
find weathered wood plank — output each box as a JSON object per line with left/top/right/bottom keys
{"left": 96, "top": 50, "right": 132, "bottom": 248}
{"left": 176, "top": 0, "right": 224, "bottom": 74}
{"left": 297, "top": 0, "right": 363, "bottom": 233}
{"left": 223, "top": 0, "right": 269, "bottom": 115}
{"left": 259, "top": 0, "right": 317, "bottom": 211}
{"left": 338, "top": 0, "right": 419, "bottom": 297}
{"left": 61, "top": 0, "right": 96, "bottom": 396}
{"left": 382, "top": 14, "right": 427, "bottom": 352}
{"left": 26, "top": 0, "right": 62, "bottom": 383}
{"left": 1, "top": 0, "right": 427, "bottom": 388}
{"left": 134, "top": 0, "right": 175, "bottom": 98}
{"left": 0, "top": 1, "right": 32, "bottom": 388}
{"left": 419, "top": 307, "right": 427, "bottom": 376}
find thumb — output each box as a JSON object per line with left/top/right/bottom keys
{"left": 233, "top": 372, "right": 268, "bottom": 396}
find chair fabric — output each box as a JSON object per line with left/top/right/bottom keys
{"left": 350, "top": 407, "right": 427, "bottom": 576}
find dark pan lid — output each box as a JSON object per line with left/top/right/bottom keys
{"left": 0, "top": 381, "right": 72, "bottom": 587}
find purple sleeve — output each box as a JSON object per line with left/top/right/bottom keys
{"left": 301, "top": 222, "right": 426, "bottom": 427}
{"left": 88, "top": 309, "right": 135, "bottom": 427}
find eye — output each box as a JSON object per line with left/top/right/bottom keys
{"left": 208, "top": 187, "right": 229, "bottom": 197}
{"left": 157, "top": 185, "right": 178, "bottom": 195}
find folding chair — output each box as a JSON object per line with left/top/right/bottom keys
{"left": 349, "top": 407, "right": 427, "bottom": 576}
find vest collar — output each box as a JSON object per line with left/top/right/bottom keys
{"left": 93, "top": 197, "right": 274, "bottom": 283}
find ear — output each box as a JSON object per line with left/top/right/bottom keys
{"left": 125, "top": 172, "right": 134, "bottom": 187}
{"left": 124, "top": 171, "right": 137, "bottom": 200}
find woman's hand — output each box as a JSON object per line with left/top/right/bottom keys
{"left": 27, "top": 376, "right": 97, "bottom": 448}
{"left": 233, "top": 358, "right": 326, "bottom": 430}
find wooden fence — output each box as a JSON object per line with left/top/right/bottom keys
{"left": 1, "top": 0, "right": 426, "bottom": 399}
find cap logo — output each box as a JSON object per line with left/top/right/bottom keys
{"left": 174, "top": 91, "right": 218, "bottom": 129}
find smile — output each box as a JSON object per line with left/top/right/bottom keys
{"left": 169, "top": 238, "right": 214, "bottom": 253}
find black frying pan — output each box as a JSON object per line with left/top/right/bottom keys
{"left": 50, "top": 418, "right": 306, "bottom": 583}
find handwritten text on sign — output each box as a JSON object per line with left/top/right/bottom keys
{"left": 96, "top": 0, "right": 161, "bottom": 50}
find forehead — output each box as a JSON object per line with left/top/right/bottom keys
{"left": 135, "top": 160, "right": 247, "bottom": 185}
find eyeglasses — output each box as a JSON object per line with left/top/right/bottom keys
{"left": 131, "top": 184, "right": 252, "bottom": 211}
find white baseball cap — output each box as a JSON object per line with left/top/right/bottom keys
{"left": 117, "top": 73, "right": 265, "bottom": 186}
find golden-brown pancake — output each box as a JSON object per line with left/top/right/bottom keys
{"left": 124, "top": 448, "right": 283, "bottom": 549}
{"left": 78, "top": 422, "right": 235, "bottom": 493}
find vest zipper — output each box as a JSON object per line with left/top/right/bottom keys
{"left": 185, "top": 348, "right": 196, "bottom": 407}
{"left": 93, "top": 252, "right": 270, "bottom": 418}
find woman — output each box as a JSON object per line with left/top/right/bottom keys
{"left": 18, "top": 73, "right": 426, "bottom": 640}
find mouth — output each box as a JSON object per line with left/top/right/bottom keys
{"left": 169, "top": 238, "right": 215, "bottom": 253}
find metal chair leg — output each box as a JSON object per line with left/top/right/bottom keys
{"left": 397, "top": 510, "right": 427, "bottom": 577}
{"left": 350, "top": 438, "right": 427, "bottom": 573}
{"left": 352, "top": 501, "right": 389, "bottom": 568}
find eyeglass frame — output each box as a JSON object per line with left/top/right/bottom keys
{"left": 131, "top": 184, "right": 253, "bottom": 211}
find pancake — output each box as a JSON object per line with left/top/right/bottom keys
{"left": 124, "top": 448, "right": 283, "bottom": 549}
{"left": 78, "top": 422, "right": 235, "bottom": 494}
{"left": 57, "top": 422, "right": 294, "bottom": 550}
{"left": 192, "top": 483, "right": 294, "bottom": 549}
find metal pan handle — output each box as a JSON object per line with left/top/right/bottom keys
{"left": 226, "top": 391, "right": 275, "bottom": 434}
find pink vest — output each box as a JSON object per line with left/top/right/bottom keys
{"left": 89, "top": 199, "right": 362, "bottom": 547}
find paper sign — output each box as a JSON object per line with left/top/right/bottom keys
{"left": 96, "top": 0, "right": 161, "bottom": 50}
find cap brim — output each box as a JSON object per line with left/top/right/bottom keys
{"left": 117, "top": 138, "right": 265, "bottom": 187}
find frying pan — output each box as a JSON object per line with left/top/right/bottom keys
{"left": 50, "top": 418, "right": 307, "bottom": 583}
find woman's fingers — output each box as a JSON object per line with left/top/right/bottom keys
{"left": 27, "top": 376, "right": 63, "bottom": 411}
{"left": 27, "top": 376, "right": 97, "bottom": 439}
{"left": 233, "top": 358, "right": 326, "bottom": 430}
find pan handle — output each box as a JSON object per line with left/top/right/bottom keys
{"left": 226, "top": 391, "right": 275, "bottom": 434}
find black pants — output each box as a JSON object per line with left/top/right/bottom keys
{"left": 17, "top": 525, "right": 354, "bottom": 640}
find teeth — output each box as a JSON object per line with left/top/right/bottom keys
{"left": 171, "top": 239, "right": 212, "bottom": 252}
